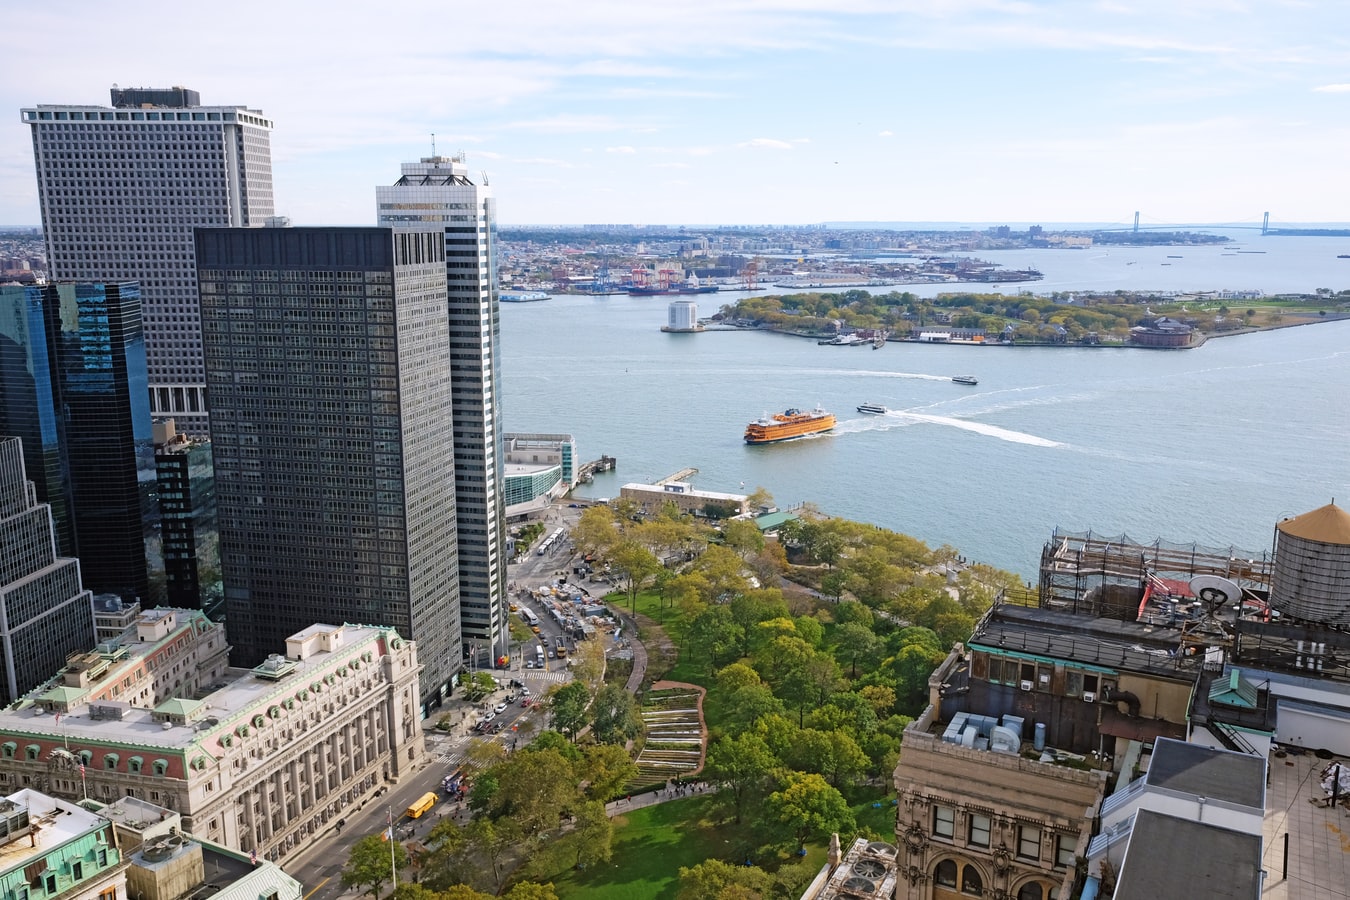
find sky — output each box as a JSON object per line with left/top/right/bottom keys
{"left": 3, "top": 0, "right": 1350, "bottom": 227}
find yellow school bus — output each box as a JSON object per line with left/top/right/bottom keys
{"left": 405, "top": 791, "right": 438, "bottom": 819}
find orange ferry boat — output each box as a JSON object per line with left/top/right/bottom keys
{"left": 744, "top": 406, "right": 836, "bottom": 444}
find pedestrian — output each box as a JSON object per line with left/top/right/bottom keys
{"left": 626, "top": 794, "right": 631, "bottom": 804}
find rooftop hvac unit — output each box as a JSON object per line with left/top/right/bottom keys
{"left": 1020, "top": 680, "right": 1033, "bottom": 692}
{"left": 1083, "top": 692, "right": 1097, "bottom": 703}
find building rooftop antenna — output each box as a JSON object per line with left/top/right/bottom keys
{"left": 431, "top": 133, "right": 436, "bottom": 157}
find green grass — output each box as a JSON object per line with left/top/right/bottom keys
{"left": 549, "top": 795, "right": 736, "bottom": 900}
{"left": 544, "top": 787, "right": 895, "bottom": 900}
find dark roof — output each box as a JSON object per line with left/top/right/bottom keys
{"left": 970, "top": 605, "right": 1198, "bottom": 680}
{"left": 1114, "top": 809, "right": 1261, "bottom": 900}
{"left": 1145, "top": 738, "right": 1265, "bottom": 810}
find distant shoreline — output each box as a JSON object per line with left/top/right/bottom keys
{"left": 715, "top": 312, "right": 1350, "bottom": 349}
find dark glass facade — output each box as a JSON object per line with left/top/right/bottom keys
{"left": 154, "top": 431, "right": 219, "bottom": 615}
{"left": 0, "top": 284, "right": 71, "bottom": 553}
{"left": 196, "top": 227, "right": 461, "bottom": 709}
{"left": 0, "top": 283, "right": 154, "bottom": 602}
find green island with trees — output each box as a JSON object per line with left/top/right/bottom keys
{"left": 720, "top": 288, "right": 1350, "bottom": 346}
{"left": 341, "top": 495, "right": 1024, "bottom": 899}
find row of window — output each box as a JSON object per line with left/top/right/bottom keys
{"left": 0, "top": 743, "right": 170, "bottom": 775}
{"left": 932, "top": 860, "right": 1059, "bottom": 899}
{"left": 932, "top": 805, "right": 1076, "bottom": 866}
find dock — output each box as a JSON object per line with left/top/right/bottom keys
{"left": 577, "top": 455, "right": 617, "bottom": 483}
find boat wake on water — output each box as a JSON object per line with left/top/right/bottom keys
{"left": 896, "top": 413, "right": 1063, "bottom": 447}
{"left": 833, "top": 410, "right": 1062, "bottom": 447}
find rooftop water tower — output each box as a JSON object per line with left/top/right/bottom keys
{"left": 1269, "top": 502, "right": 1350, "bottom": 625}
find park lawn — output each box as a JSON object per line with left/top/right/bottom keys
{"left": 547, "top": 788, "right": 897, "bottom": 900}
{"left": 549, "top": 795, "right": 731, "bottom": 900}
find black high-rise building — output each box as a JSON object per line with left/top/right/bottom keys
{"left": 196, "top": 226, "right": 461, "bottom": 709}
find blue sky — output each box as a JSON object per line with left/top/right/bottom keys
{"left": 3, "top": 0, "right": 1349, "bottom": 227}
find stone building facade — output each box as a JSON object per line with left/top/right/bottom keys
{"left": 0, "top": 611, "right": 423, "bottom": 863}
{"left": 893, "top": 651, "right": 1106, "bottom": 900}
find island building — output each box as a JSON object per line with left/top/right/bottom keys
{"left": 22, "top": 87, "right": 274, "bottom": 435}
{"left": 1128, "top": 316, "right": 1194, "bottom": 348}
{"left": 502, "top": 433, "right": 577, "bottom": 516}
{"left": 619, "top": 480, "right": 748, "bottom": 520}
{"left": 152, "top": 421, "right": 219, "bottom": 616}
{"left": 661, "top": 299, "right": 704, "bottom": 333}
{"left": 195, "top": 226, "right": 459, "bottom": 708}
{"left": 0, "top": 282, "right": 154, "bottom": 603}
{"left": 0, "top": 436, "right": 97, "bottom": 704}
{"left": 376, "top": 156, "right": 510, "bottom": 670}
{"left": 0, "top": 609, "right": 424, "bottom": 864}
{"left": 894, "top": 501, "right": 1350, "bottom": 898}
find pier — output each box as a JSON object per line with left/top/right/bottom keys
{"left": 577, "top": 455, "right": 617, "bottom": 483}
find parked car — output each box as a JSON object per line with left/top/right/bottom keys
{"left": 494, "top": 702, "right": 508, "bottom": 713}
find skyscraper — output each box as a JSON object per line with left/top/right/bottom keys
{"left": 377, "top": 156, "right": 509, "bottom": 664}
{"left": 0, "top": 435, "right": 96, "bottom": 704}
{"left": 195, "top": 226, "right": 460, "bottom": 708}
{"left": 0, "top": 282, "right": 154, "bottom": 603}
{"left": 22, "top": 86, "right": 274, "bottom": 435}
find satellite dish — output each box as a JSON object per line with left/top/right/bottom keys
{"left": 1190, "top": 574, "right": 1241, "bottom": 612}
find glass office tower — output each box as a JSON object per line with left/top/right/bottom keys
{"left": 0, "top": 282, "right": 153, "bottom": 602}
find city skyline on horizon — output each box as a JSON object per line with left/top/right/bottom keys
{"left": 3, "top": 2, "right": 1350, "bottom": 228}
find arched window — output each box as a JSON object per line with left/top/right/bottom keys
{"left": 934, "top": 860, "right": 958, "bottom": 887}
{"left": 961, "top": 865, "right": 984, "bottom": 896}
{"left": 1018, "top": 883, "right": 1044, "bottom": 900}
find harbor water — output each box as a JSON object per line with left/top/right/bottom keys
{"left": 500, "top": 237, "right": 1350, "bottom": 578}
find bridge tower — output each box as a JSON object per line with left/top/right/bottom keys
{"left": 1262, "top": 212, "right": 1270, "bottom": 235}
{"left": 1133, "top": 211, "right": 1140, "bottom": 233}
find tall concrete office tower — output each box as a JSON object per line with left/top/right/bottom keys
{"left": 377, "top": 156, "right": 508, "bottom": 665}
{"left": 0, "top": 436, "right": 96, "bottom": 704}
{"left": 195, "top": 226, "right": 460, "bottom": 709}
{"left": 22, "top": 86, "right": 274, "bottom": 434}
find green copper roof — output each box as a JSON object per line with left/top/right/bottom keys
{"left": 1209, "top": 668, "right": 1258, "bottom": 709}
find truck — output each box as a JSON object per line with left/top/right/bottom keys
{"left": 554, "top": 636, "right": 567, "bottom": 659}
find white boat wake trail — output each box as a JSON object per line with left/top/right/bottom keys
{"left": 897, "top": 412, "right": 1063, "bottom": 447}
{"left": 836, "top": 410, "right": 1063, "bottom": 447}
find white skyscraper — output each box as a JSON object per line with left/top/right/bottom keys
{"left": 377, "top": 156, "right": 509, "bottom": 665}
{"left": 22, "top": 86, "right": 274, "bottom": 434}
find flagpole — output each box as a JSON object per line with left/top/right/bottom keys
{"left": 388, "top": 806, "right": 397, "bottom": 884}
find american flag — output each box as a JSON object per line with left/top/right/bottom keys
{"left": 249, "top": 848, "right": 257, "bottom": 865}
{"left": 78, "top": 762, "right": 85, "bottom": 778}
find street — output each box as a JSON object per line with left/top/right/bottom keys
{"left": 282, "top": 502, "right": 592, "bottom": 898}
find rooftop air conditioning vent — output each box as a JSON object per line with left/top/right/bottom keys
{"left": 852, "top": 859, "right": 887, "bottom": 879}
{"left": 841, "top": 877, "right": 877, "bottom": 894}
{"left": 140, "top": 833, "right": 184, "bottom": 862}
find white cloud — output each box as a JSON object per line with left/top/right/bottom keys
{"left": 737, "top": 138, "right": 794, "bottom": 150}
{"left": 879, "top": 130, "right": 894, "bottom": 137}
{"left": 651, "top": 162, "right": 691, "bottom": 169}
{"left": 606, "top": 146, "right": 638, "bottom": 154}
{"left": 791, "top": 137, "right": 811, "bottom": 144}
{"left": 1312, "top": 83, "right": 1350, "bottom": 93}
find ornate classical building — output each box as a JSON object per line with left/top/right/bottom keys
{"left": 0, "top": 610, "right": 423, "bottom": 863}
{"left": 892, "top": 650, "right": 1106, "bottom": 900}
